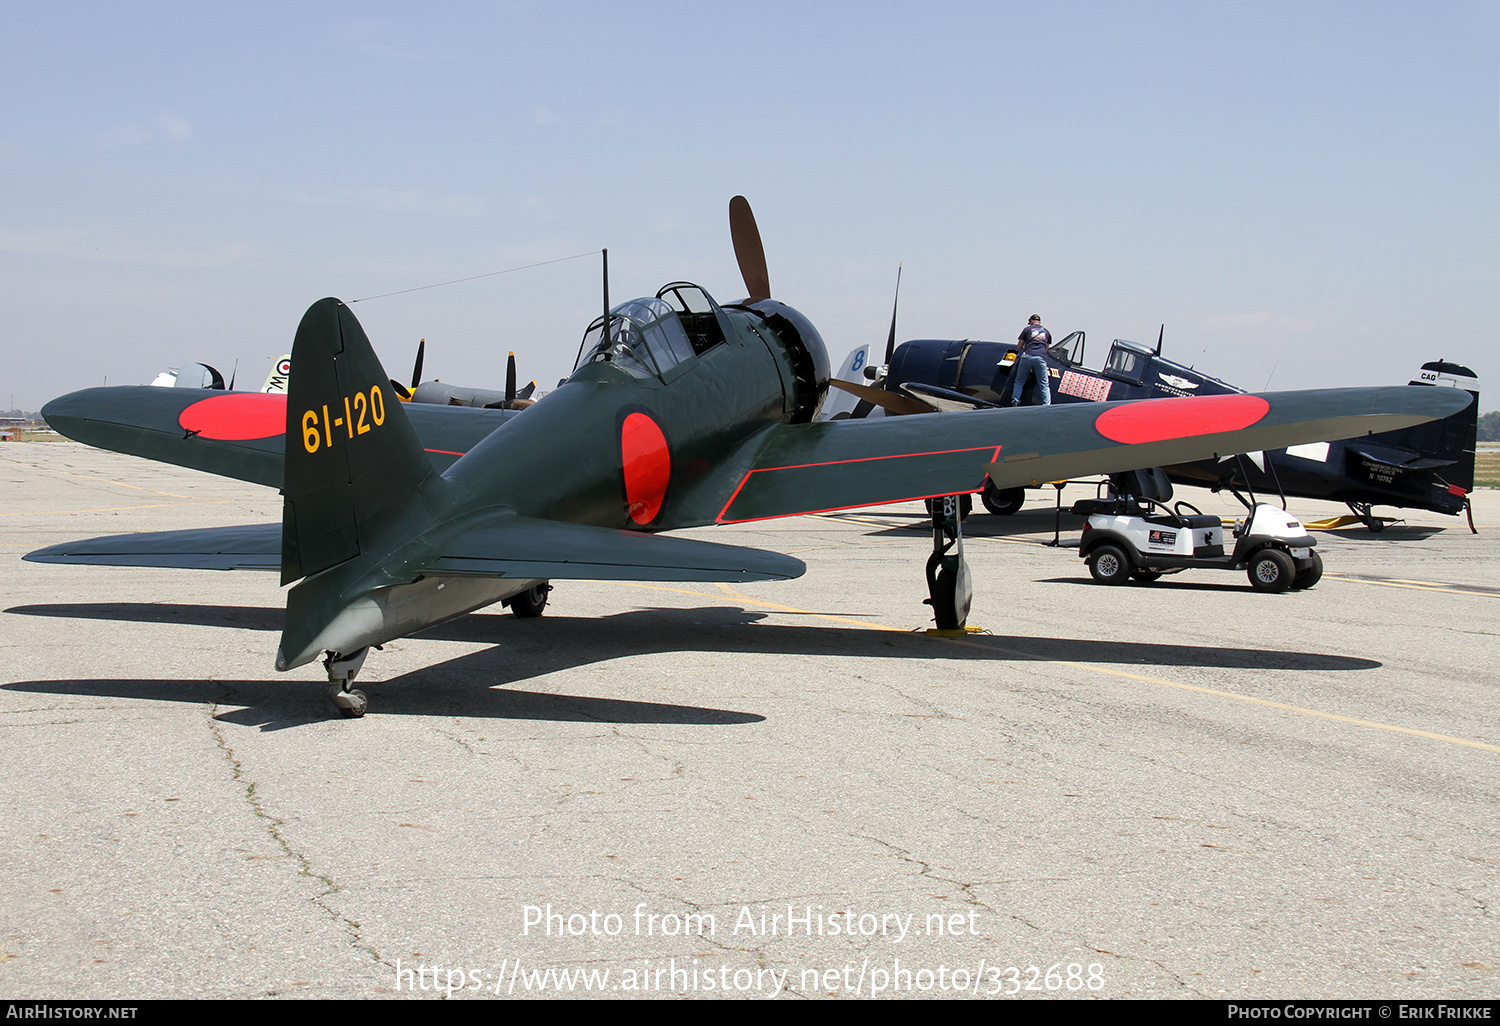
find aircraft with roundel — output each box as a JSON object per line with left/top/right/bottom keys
{"left": 26, "top": 198, "right": 1469, "bottom": 716}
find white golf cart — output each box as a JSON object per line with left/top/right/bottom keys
{"left": 1073, "top": 468, "right": 1322, "bottom": 592}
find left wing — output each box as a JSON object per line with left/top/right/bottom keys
{"left": 714, "top": 387, "right": 1470, "bottom": 523}
{"left": 39, "top": 386, "right": 519, "bottom": 487}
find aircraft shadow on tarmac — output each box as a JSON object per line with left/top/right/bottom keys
{"left": 1316, "top": 524, "right": 1447, "bottom": 542}
{"left": 1040, "top": 577, "right": 1294, "bottom": 592}
{"left": 836, "top": 510, "right": 1455, "bottom": 545}
{"left": 822, "top": 508, "right": 1082, "bottom": 542}
{"left": 6, "top": 601, "right": 1380, "bottom": 731}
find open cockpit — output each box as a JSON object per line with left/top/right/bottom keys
{"left": 571, "top": 282, "right": 730, "bottom": 384}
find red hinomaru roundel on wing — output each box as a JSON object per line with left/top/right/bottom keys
{"left": 1093, "top": 394, "right": 1270, "bottom": 444}
{"left": 179, "top": 393, "right": 288, "bottom": 440}
{"left": 621, "top": 412, "right": 670, "bottom": 525}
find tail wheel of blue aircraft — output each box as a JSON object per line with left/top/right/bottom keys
{"left": 508, "top": 582, "right": 551, "bottom": 618}
{"left": 980, "top": 483, "right": 1025, "bottom": 516}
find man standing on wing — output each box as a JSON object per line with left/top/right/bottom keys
{"left": 1011, "top": 314, "right": 1052, "bottom": 406}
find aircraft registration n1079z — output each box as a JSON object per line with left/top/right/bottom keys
{"left": 27, "top": 198, "right": 1470, "bottom": 717}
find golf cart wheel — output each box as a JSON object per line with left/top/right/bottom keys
{"left": 1088, "top": 544, "right": 1131, "bottom": 585}
{"left": 1290, "top": 550, "right": 1324, "bottom": 591}
{"left": 1248, "top": 549, "right": 1295, "bottom": 593}
{"left": 981, "top": 483, "right": 1026, "bottom": 516}
{"left": 509, "top": 582, "right": 551, "bottom": 618}
{"left": 1130, "top": 569, "right": 1164, "bottom": 584}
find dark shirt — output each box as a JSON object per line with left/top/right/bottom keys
{"left": 1017, "top": 324, "right": 1051, "bottom": 356}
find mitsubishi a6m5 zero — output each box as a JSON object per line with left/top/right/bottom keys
{"left": 27, "top": 199, "right": 1469, "bottom": 716}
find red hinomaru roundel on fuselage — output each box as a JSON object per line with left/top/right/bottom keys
{"left": 621, "top": 411, "right": 670, "bottom": 526}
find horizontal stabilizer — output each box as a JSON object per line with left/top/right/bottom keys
{"left": 1344, "top": 442, "right": 1457, "bottom": 471}
{"left": 25, "top": 524, "right": 281, "bottom": 571}
{"left": 425, "top": 514, "right": 806, "bottom": 582}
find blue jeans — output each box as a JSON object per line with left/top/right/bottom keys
{"left": 1011, "top": 353, "right": 1050, "bottom": 405}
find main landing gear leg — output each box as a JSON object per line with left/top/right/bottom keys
{"left": 1348, "top": 502, "right": 1385, "bottom": 533}
{"left": 323, "top": 647, "right": 369, "bottom": 718}
{"left": 923, "top": 495, "right": 973, "bottom": 632}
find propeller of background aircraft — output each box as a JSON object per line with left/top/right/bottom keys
{"left": 390, "top": 339, "right": 426, "bottom": 402}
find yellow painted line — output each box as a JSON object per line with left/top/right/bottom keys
{"left": 1, "top": 457, "right": 193, "bottom": 498}
{"left": 1322, "top": 573, "right": 1497, "bottom": 599}
{"left": 0, "top": 500, "right": 242, "bottom": 518}
{"left": 596, "top": 580, "right": 1499, "bottom": 756}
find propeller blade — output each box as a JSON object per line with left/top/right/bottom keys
{"left": 410, "top": 338, "right": 426, "bottom": 388}
{"left": 390, "top": 379, "right": 414, "bottom": 402}
{"left": 506, "top": 351, "right": 518, "bottom": 405}
{"left": 828, "top": 378, "right": 935, "bottom": 416}
{"left": 1155, "top": 324, "right": 1164, "bottom": 356}
{"left": 729, "top": 196, "right": 771, "bottom": 301}
{"left": 884, "top": 263, "right": 902, "bottom": 366}
{"left": 518, "top": 380, "right": 537, "bottom": 400}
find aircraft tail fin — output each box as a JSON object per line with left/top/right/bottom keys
{"left": 280, "top": 298, "right": 435, "bottom": 584}
{"left": 1368, "top": 360, "right": 1480, "bottom": 493}
{"left": 261, "top": 355, "right": 291, "bottom": 394}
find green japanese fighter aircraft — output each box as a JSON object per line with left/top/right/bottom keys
{"left": 27, "top": 198, "right": 1470, "bottom": 716}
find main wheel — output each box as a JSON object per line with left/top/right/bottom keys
{"left": 1088, "top": 544, "right": 1131, "bottom": 585}
{"left": 1248, "top": 549, "right": 1295, "bottom": 593}
{"left": 509, "top": 582, "right": 550, "bottom": 618}
{"left": 334, "top": 689, "right": 367, "bottom": 718}
{"left": 924, "top": 495, "right": 973, "bottom": 519}
{"left": 1290, "top": 550, "right": 1324, "bottom": 591}
{"left": 981, "top": 483, "right": 1026, "bottom": 516}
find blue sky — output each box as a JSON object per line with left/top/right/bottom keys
{"left": 2, "top": 1, "right": 1496, "bottom": 410}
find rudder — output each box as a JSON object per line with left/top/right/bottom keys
{"left": 1399, "top": 360, "right": 1479, "bottom": 493}
{"left": 281, "top": 298, "right": 433, "bottom": 584}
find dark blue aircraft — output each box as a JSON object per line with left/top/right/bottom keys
{"left": 872, "top": 333, "right": 1478, "bottom": 530}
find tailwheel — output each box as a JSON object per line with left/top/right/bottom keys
{"left": 1348, "top": 502, "right": 1385, "bottom": 533}
{"left": 330, "top": 687, "right": 368, "bottom": 718}
{"left": 323, "top": 647, "right": 370, "bottom": 718}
